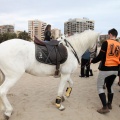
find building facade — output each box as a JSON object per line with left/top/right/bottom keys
{"left": 100, "top": 34, "right": 108, "bottom": 41}
{"left": 51, "top": 28, "right": 61, "bottom": 39}
{"left": 28, "top": 20, "right": 47, "bottom": 40}
{"left": 0, "top": 25, "right": 14, "bottom": 34}
{"left": 64, "top": 18, "right": 94, "bottom": 35}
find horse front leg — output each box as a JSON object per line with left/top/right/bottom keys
{"left": 59, "top": 77, "right": 73, "bottom": 103}
{"left": 55, "top": 74, "right": 71, "bottom": 111}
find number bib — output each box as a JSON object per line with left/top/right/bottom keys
{"left": 105, "top": 39, "right": 120, "bottom": 66}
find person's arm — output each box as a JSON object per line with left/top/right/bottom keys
{"left": 91, "top": 41, "right": 107, "bottom": 63}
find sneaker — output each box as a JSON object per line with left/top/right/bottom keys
{"left": 97, "top": 107, "right": 110, "bottom": 114}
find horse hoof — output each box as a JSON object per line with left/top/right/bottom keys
{"left": 59, "top": 105, "right": 65, "bottom": 111}
{"left": 4, "top": 115, "right": 9, "bottom": 120}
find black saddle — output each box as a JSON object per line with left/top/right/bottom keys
{"left": 34, "top": 36, "right": 68, "bottom": 66}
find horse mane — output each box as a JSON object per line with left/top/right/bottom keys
{"left": 67, "top": 30, "right": 97, "bottom": 43}
{"left": 59, "top": 30, "right": 99, "bottom": 57}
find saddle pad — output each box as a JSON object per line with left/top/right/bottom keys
{"left": 35, "top": 44, "right": 53, "bottom": 65}
{"left": 35, "top": 43, "right": 68, "bottom": 65}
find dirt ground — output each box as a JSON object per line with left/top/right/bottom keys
{"left": 0, "top": 62, "right": 120, "bottom": 120}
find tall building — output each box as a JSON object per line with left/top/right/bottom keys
{"left": 0, "top": 25, "right": 14, "bottom": 34}
{"left": 51, "top": 28, "right": 61, "bottom": 39}
{"left": 28, "top": 20, "right": 47, "bottom": 40}
{"left": 64, "top": 18, "right": 94, "bottom": 35}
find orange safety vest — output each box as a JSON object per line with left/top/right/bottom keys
{"left": 105, "top": 39, "right": 120, "bottom": 66}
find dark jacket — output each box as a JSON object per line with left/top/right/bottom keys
{"left": 44, "top": 30, "right": 51, "bottom": 41}
{"left": 82, "top": 50, "right": 90, "bottom": 60}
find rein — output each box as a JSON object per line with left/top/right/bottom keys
{"left": 64, "top": 39, "right": 80, "bottom": 65}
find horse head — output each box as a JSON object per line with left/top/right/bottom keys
{"left": 88, "top": 31, "right": 100, "bottom": 53}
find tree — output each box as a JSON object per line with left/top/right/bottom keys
{"left": 0, "top": 34, "right": 3, "bottom": 43}
{"left": 0, "top": 32, "right": 17, "bottom": 43}
{"left": 18, "top": 31, "right": 31, "bottom": 41}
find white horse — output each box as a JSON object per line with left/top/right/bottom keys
{"left": 0, "top": 30, "right": 99, "bottom": 119}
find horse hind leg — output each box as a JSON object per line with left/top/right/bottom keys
{"left": 0, "top": 74, "right": 23, "bottom": 119}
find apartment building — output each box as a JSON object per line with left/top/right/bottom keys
{"left": 100, "top": 34, "right": 108, "bottom": 41}
{"left": 64, "top": 18, "right": 94, "bottom": 35}
{"left": 51, "top": 28, "right": 61, "bottom": 39}
{"left": 28, "top": 20, "right": 47, "bottom": 40}
{"left": 0, "top": 25, "right": 14, "bottom": 34}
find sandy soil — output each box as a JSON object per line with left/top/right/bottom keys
{"left": 0, "top": 62, "right": 120, "bottom": 120}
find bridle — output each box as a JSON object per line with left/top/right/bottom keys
{"left": 64, "top": 39, "right": 97, "bottom": 66}
{"left": 64, "top": 39, "right": 80, "bottom": 65}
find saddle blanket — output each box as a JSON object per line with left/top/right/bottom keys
{"left": 35, "top": 43, "right": 68, "bottom": 65}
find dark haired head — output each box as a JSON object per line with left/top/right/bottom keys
{"left": 45, "top": 24, "right": 51, "bottom": 31}
{"left": 108, "top": 28, "right": 118, "bottom": 37}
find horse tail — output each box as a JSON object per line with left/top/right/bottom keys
{"left": 0, "top": 69, "right": 5, "bottom": 110}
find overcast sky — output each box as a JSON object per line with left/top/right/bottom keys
{"left": 0, "top": 0, "right": 120, "bottom": 36}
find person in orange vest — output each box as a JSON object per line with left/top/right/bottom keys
{"left": 91, "top": 28, "right": 120, "bottom": 114}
